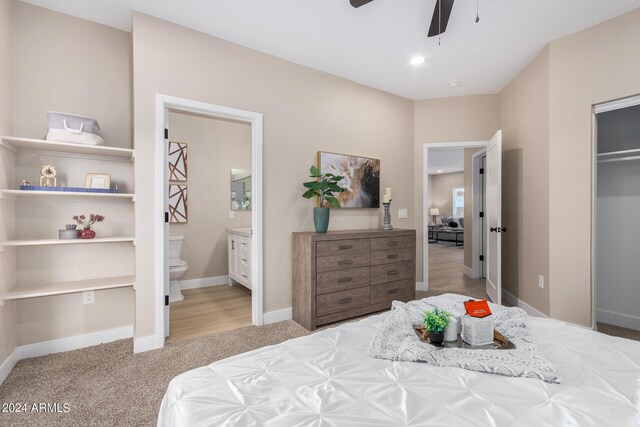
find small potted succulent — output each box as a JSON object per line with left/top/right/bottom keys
{"left": 423, "top": 307, "right": 450, "bottom": 345}
{"left": 302, "top": 165, "right": 345, "bottom": 233}
{"left": 73, "top": 213, "right": 105, "bottom": 239}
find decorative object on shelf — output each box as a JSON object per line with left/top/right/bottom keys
{"left": 21, "top": 180, "right": 30, "bottom": 186}
{"left": 19, "top": 185, "right": 118, "bottom": 193}
{"left": 59, "top": 224, "right": 79, "bottom": 240}
{"left": 169, "top": 185, "right": 188, "bottom": 223}
{"left": 430, "top": 208, "right": 440, "bottom": 225}
{"left": 382, "top": 187, "right": 393, "bottom": 230}
{"left": 40, "top": 164, "right": 57, "bottom": 187}
{"left": 45, "top": 111, "right": 104, "bottom": 145}
{"left": 423, "top": 307, "right": 450, "bottom": 345}
{"left": 85, "top": 173, "right": 111, "bottom": 189}
{"left": 230, "top": 169, "right": 251, "bottom": 211}
{"left": 73, "top": 213, "right": 105, "bottom": 239}
{"left": 317, "top": 151, "right": 380, "bottom": 208}
{"left": 302, "top": 165, "right": 345, "bottom": 233}
{"left": 168, "top": 141, "right": 188, "bottom": 181}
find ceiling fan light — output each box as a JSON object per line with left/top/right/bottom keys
{"left": 410, "top": 56, "right": 425, "bottom": 66}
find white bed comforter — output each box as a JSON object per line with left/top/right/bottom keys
{"left": 158, "top": 300, "right": 640, "bottom": 427}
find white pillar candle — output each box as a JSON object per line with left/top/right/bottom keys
{"left": 383, "top": 194, "right": 390, "bottom": 203}
{"left": 384, "top": 187, "right": 391, "bottom": 199}
{"left": 445, "top": 317, "right": 459, "bottom": 342}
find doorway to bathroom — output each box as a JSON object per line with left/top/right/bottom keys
{"left": 153, "top": 95, "right": 263, "bottom": 347}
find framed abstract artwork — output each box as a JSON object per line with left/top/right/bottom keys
{"left": 169, "top": 185, "right": 188, "bottom": 223}
{"left": 168, "top": 141, "right": 188, "bottom": 181}
{"left": 317, "top": 151, "right": 380, "bottom": 208}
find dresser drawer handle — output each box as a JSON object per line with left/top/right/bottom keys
{"left": 387, "top": 270, "right": 400, "bottom": 276}
{"left": 338, "top": 244, "right": 353, "bottom": 250}
{"left": 338, "top": 277, "right": 353, "bottom": 283}
{"left": 338, "top": 260, "right": 353, "bottom": 265}
{"left": 387, "top": 254, "right": 399, "bottom": 259}
{"left": 241, "top": 258, "right": 248, "bottom": 262}
{"left": 338, "top": 297, "right": 352, "bottom": 305}
{"left": 387, "top": 288, "right": 400, "bottom": 295}
{"left": 242, "top": 274, "right": 248, "bottom": 279}
{"left": 387, "top": 241, "right": 399, "bottom": 246}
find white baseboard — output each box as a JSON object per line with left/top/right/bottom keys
{"left": 462, "top": 265, "right": 477, "bottom": 279}
{"left": 597, "top": 309, "right": 640, "bottom": 330}
{"left": 502, "top": 290, "right": 548, "bottom": 318}
{"left": 415, "top": 282, "right": 426, "bottom": 292}
{"left": 180, "top": 275, "right": 229, "bottom": 290}
{"left": 133, "top": 334, "right": 160, "bottom": 354}
{"left": 263, "top": 307, "right": 292, "bottom": 324}
{"left": 0, "top": 325, "right": 134, "bottom": 386}
{"left": 0, "top": 348, "right": 18, "bottom": 385}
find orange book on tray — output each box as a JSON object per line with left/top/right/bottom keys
{"left": 464, "top": 300, "right": 492, "bottom": 318}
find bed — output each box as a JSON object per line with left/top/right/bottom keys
{"left": 158, "top": 296, "right": 640, "bottom": 426}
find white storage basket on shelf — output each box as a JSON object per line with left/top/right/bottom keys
{"left": 45, "top": 111, "right": 105, "bottom": 145}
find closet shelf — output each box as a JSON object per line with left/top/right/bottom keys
{"left": 0, "top": 189, "right": 135, "bottom": 201}
{"left": 1, "top": 236, "right": 135, "bottom": 249}
{"left": 0, "top": 275, "right": 135, "bottom": 303}
{"left": 0, "top": 136, "right": 134, "bottom": 160}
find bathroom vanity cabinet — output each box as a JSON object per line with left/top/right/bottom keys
{"left": 227, "top": 228, "right": 252, "bottom": 290}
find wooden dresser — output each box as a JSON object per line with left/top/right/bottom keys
{"left": 292, "top": 229, "right": 416, "bottom": 330}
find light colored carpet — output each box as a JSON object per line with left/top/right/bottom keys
{"left": 0, "top": 321, "right": 309, "bottom": 427}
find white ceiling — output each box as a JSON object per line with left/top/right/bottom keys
{"left": 428, "top": 148, "right": 464, "bottom": 175}
{"left": 21, "top": 0, "right": 640, "bottom": 99}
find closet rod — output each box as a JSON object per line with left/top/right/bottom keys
{"left": 598, "top": 155, "right": 640, "bottom": 164}
{"left": 598, "top": 148, "right": 640, "bottom": 158}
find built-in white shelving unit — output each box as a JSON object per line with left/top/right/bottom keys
{"left": 0, "top": 135, "right": 136, "bottom": 303}
{"left": 0, "top": 275, "right": 135, "bottom": 303}
{"left": 1, "top": 236, "right": 134, "bottom": 249}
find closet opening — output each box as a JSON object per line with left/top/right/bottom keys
{"left": 593, "top": 95, "right": 640, "bottom": 338}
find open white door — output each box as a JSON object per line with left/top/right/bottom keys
{"left": 163, "top": 110, "right": 171, "bottom": 338}
{"left": 485, "top": 131, "right": 503, "bottom": 303}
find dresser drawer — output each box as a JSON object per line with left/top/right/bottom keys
{"left": 371, "top": 236, "right": 413, "bottom": 252}
{"left": 317, "top": 239, "right": 370, "bottom": 257}
{"left": 370, "top": 261, "right": 413, "bottom": 285}
{"left": 316, "top": 287, "right": 370, "bottom": 317}
{"left": 370, "top": 280, "right": 415, "bottom": 305}
{"left": 317, "top": 267, "right": 370, "bottom": 295}
{"left": 316, "top": 252, "right": 370, "bottom": 273}
{"left": 370, "top": 246, "right": 413, "bottom": 265}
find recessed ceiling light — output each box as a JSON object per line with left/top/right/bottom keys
{"left": 437, "top": 169, "right": 443, "bottom": 173}
{"left": 410, "top": 56, "right": 425, "bottom": 66}
{"left": 449, "top": 80, "right": 460, "bottom": 87}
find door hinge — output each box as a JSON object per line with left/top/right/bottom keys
{"left": 165, "top": 212, "right": 169, "bottom": 223}
{"left": 164, "top": 128, "right": 168, "bottom": 139}
{"left": 479, "top": 211, "right": 484, "bottom": 218}
{"left": 479, "top": 168, "right": 484, "bottom": 174}
{"left": 165, "top": 295, "right": 169, "bottom": 306}
{"left": 479, "top": 255, "right": 485, "bottom": 261}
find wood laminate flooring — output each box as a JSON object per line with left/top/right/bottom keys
{"left": 167, "top": 284, "right": 252, "bottom": 343}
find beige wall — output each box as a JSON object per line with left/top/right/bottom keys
{"left": 428, "top": 172, "right": 463, "bottom": 218}
{"left": 0, "top": 0, "right": 17, "bottom": 363}
{"left": 548, "top": 8, "right": 640, "bottom": 325}
{"left": 414, "top": 95, "right": 500, "bottom": 281}
{"left": 168, "top": 111, "right": 251, "bottom": 280}
{"left": 499, "top": 46, "right": 550, "bottom": 315}
{"left": 463, "top": 148, "right": 483, "bottom": 269}
{"left": 132, "top": 12, "right": 415, "bottom": 338}
{"left": 9, "top": 2, "right": 134, "bottom": 345}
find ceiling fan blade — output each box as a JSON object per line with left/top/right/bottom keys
{"left": 350, "top": 0, "right": 375, "bottom": 8}
{"left": 427, "top": 0, "right": 455, "bottom": 37}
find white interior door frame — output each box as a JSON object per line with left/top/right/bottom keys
{"left": 154, "top": 94, "right": 264, "bottom": 348}
{"left": 423, "top": 141, "right": 488, "bottom": 291}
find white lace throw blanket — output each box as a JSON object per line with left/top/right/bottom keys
{"left": 367, "top": 294, "right": 561, "bottom": 383}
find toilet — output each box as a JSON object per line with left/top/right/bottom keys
{"left": 169, "top": 235, "right": 188, "bottom": 303}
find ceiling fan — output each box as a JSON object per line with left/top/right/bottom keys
{"left": 350, "top": 0, "right": 471, "bottom": 38}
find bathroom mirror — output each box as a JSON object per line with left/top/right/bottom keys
{"left": 230, "top": 169, "right": 252, "bottom": 211}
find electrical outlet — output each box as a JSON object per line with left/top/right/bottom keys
{"left": 538, "top": 274, "right": 544, "bottom": 289}
{"left": 398, "top": 209, "right": 408, "bottom": 219}
{"left": 83, "top": 291, "right": 95, "bottom": 304}
{"left": 229, "top": 210, "right": 235, "bottom": 219}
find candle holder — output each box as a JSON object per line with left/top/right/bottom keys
{"left": 383, "top": 200, "right": 393, "bottom": 230}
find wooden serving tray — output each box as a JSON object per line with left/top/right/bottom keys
{"left": 414, "top": 325, "right": 516, "bottom": 350}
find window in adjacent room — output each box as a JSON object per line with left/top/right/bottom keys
{"left": 452, "top": 187, "right": 464, "bottom": 216}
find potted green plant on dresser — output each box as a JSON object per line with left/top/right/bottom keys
{"left": 423, "top": 307, "right": 450, "bottom": 345}
{"left": 301, "top": 165, "right": 345, "bottom": 233}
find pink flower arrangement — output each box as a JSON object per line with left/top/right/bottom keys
{"left": 72, "top": 213, "right": 105, "bottom": 229}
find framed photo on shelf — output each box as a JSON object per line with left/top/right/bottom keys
{"left": 85, "top": 173, "right": 111, "bottom": 189}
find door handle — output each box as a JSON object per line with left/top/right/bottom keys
{"left": 501, "top": 227, "right": 507, "bottom": 233}
{"left": 490, "top": 227, "right": 497, "bottom": 232}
